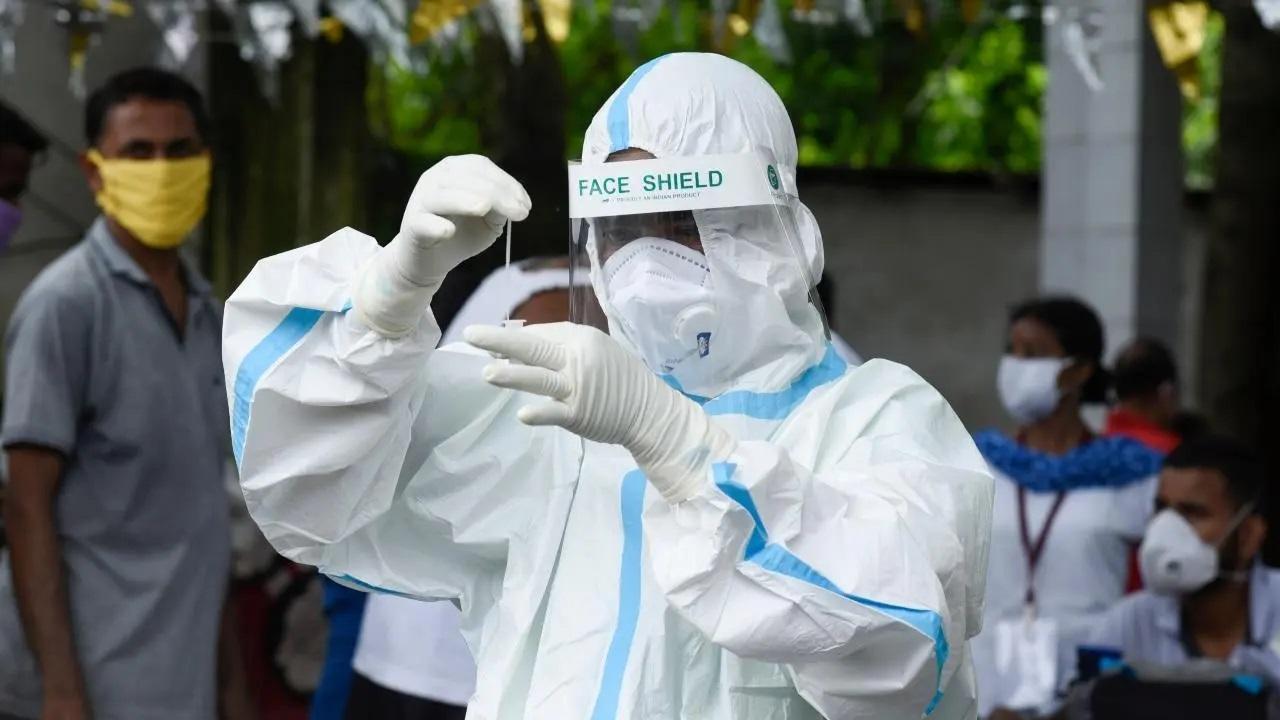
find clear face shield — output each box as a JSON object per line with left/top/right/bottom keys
{"left": 568, "top": 152, "right": 829, "bottom": 397}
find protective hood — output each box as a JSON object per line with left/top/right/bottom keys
{"left": 576, "top": 53, "right": 829, "bottom": 399}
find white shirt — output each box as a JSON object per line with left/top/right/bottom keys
{"left": 972, "top": 468, "right": 1156, "bottom": 716}
{"left": 1086, "top": 562, "right": 1280, "bottom": 687}
{"left": 349, "top": 261, "right": 569, "bottom": 707}
{"left": 352, "top": 595, "right": 476, "bottom": 705}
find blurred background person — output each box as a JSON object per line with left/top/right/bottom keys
{"left": 274, "top": 222, "right": 598, "bottom": 720}
{"left": 1106, "top": 337, "right": 1184, "bottom": 454}
{"left": 0, "top": 69, "right": 249, "bottom": 720}
{"left": 0, "top": 101, "right": 48, "bottom": 552}
{"left": 309, "top": 580, "right": 366, "bottom": 720}
{"left": 0, "top": 101, "right": 46, "bottom": 254}
{"left": 972, "top": 297, "right": 1164, "bottom": 719}
{"left": 1105, "top": 336, "right": 1193, "bottom": 594}
{"left": 340, "top": 256, "right": 588, "bottom": 720}
{"left": 1085, "top": 435, "right": 1275, "bottom": 685}
{"left": 225, "top": 487, "right": 324, "bottom": 720}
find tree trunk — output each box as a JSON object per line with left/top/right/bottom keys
{"left": 426, "top": 1, "right": 569, "bottom": 330}
{"left": 206, "top": 19, "right": 371, "bottom": 296}
{"left": 1198, "top": 0, "right": 1280, "bottom": 561}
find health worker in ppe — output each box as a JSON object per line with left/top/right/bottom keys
{"left": 223, "top": 53, "right": 994, "bottom": 720}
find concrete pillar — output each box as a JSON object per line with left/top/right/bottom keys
{"left": 1040, "top": 1, "right": 1185, "bottom": 355}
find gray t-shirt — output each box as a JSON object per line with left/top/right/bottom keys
{"left": 0, "top": 219, "right": 231, "bottom": 720}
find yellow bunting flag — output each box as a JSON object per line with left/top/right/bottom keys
{"left": 410, "top": 0, "right": 483, "bottom": 44}
{"left": 81, "top": 0, "right": 132, "bottom": 17}
{"left": 539, "top": 0, "right": 570, "bottom": 42}
{"left": 319, "top": 16, "right": 344, "bottom": 43}
{"left": 1148, "top": 1, "right": 1208, "bottom": 99}
{"left": 895, "top": 0, "right": 926, "bottom": 36}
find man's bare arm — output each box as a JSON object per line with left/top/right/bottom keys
{"left": 4, "top": 445, "right": 88, "bottom": 718}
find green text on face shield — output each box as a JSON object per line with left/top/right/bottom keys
{"left": 576, "top": 170, "right": 727, "bottom": 198}
{"left": 643, "top": 170, "right": 723, "bottom": 192}
{"left": 579, "top": 176, "right": 632, "bottom": 196}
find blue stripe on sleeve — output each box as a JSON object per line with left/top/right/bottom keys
{"left": 231, "top": 307, "right": 325, "bottom": 466}
{"left": 661, "top": 344, "right": 847, "bottom": 420}
{"left": 327, "top": 573, "right": 416, "bottom": 598}
{"left": 712, "top": 462, "right": 949, "bottom": 716}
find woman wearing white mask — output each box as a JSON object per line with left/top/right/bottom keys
{"left": 971, "top": 297, "right": 1163, "bottom": 719}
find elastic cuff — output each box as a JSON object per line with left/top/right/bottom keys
{"left": 351, "top": 255, "right": 439, "bottom": 339}
{"left": 654, "top": 467, "right": 708, "bottom": 504}
{"left": 646, "top": 431, "right": 738, "bottom": 504}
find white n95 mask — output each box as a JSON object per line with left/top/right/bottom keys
{"left": 602, "top": 237, "right": 720, "bottom": 375}
{"left": 570, "top": 154, "right": 830, "bottom": 400}
{"left": 997, "top": 356, "right": 1068, "bottom": 424}
{"left": 1139, "top": 505, "right": 1254, "bottom": 595}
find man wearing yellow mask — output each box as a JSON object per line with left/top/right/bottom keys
{"left": 0, "top": 69, "right": 250, "bottom": 720}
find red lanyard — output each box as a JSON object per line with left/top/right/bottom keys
{"left": 1017, "top": 486, "right": 1067, "bottom": 607}
{"left": 1012, "top": 430, "right": 1092, "bottom": 608}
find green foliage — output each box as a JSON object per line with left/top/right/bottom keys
{"left": 558, "top": 0, "right": 701, "bottom": 157}
{"left": 370, "top": 1, "right": 1218, "bottom": 184}
{"left": 372, "top": 0, "right": 1049, "bottom": 172}
{"left": 914, "top": 18, "right": 1046, "bottom": 172}
{"left": 368, "top": 26, "right": 499, "bottom": 157}
{"left": 1183, "top": 11, "right": 1222, "bottom": 190}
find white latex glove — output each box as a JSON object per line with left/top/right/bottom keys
{"left": 463, "top": 322, "right": 736, "bottom": 503}
{"left": 354, "top": 155, "right": 531, "bottom": 337}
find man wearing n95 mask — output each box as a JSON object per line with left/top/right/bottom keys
{"left": 1084, "top": 436, "right": 1278, "bottom": 685}
{"left": 224, "top": 53, "right": 993, "bottom": 720}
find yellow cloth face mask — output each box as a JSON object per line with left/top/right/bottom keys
{"left": 88, "top": 149, "right": 212, "bottom": 250}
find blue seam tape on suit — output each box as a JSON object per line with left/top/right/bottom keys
{"left": 232, "top": 306, "right": 325, "bottom": 466}
{"left": 591, "top": 470, "right": 649, "bottom": 720}
{"left": 607, "top": 56, "right": 666, "bottom": 152}
{"left": 663, "top": 344, "right": 847, "bottom": 419}
{"left": 713, "top": 462, "right": 949, "bottom": 716}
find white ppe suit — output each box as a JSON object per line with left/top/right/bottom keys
{"left": 224, "top": 53, "right": 993, "bottom": 720}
